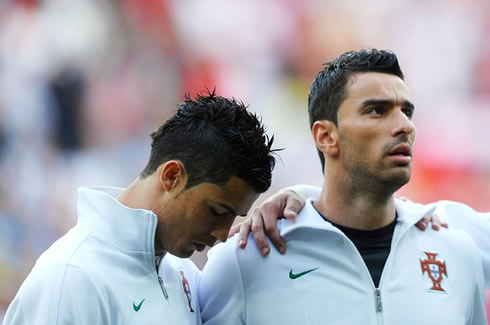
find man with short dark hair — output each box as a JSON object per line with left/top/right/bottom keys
{"left": 199, "top": 49, "right": 488, "bottom": 324}
{"left": 4, "top": 90, "right": 277, "bottom": 324}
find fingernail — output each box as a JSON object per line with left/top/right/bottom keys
{"left": 238, "top": 240, "right": 244, "bottom": 248}
{"left": 262, "top": 248, "right": 269, "bottom": 256}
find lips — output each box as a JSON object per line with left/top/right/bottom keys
{"left": 388, "top": 143, "right": 412, "bottom": 157}
{"left": 194, "top": 243, "right": 206, "bottom": 252}
{"left": 193, "top": 240, "right": 216, "bottom": 252}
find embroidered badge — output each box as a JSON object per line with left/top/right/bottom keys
{"left": 179, "top": 271, "right": 195, "bottom": 312}
{"left": 420, "top": 252, "right": 448, "bottom": 292}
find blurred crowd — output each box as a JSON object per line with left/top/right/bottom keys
{"left": 0, "top": 0, "right": 489, "bottom": 319}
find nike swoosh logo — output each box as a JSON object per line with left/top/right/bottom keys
{"left": 133, "top": 299, "right": 145, "bottom": 312}
{"left": 289, "top": 267, "right": 319, "bottom": 279}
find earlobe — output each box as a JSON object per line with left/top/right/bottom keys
{"left": 312, "top": 120, "right": 339, "bottom": 157}
{"left": 159, "top": 160, "right": 187, "bottom": 192}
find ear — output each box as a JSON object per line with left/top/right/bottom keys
{"left": 312, "top": 120, "right": 339, "bottom": 157}
{"left": 159, "top": 160, "right": 188, "bottom": 193}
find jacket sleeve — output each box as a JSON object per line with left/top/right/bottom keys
{"left": 285, "top": 184, "right": 321, "bottom": 200}
{"left": 435, "top": 201, "right": 490, "bottom": 289}
{"left": 3, "top": 265, "right": 109, "bottom": 325}
{"left": 467, "top": 234, "right": 488, "bottom": 325}
{"left": 199, "top": 236, "right": 246, "bottom": 325}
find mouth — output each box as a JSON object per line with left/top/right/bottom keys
{"left": 387, "top": 143, "right": 412, "bottom": 165}
{"left": 192, "top": 240, "right": 216, "bottom": 252}
{"left": 388, "top": 143, "right": 412, "bottom": 157}
{"left": 192, "top": 242, "right": 205, "bottom": 252}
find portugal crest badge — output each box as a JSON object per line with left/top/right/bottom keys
{"left": 179, "top": 271, "right": 195, "bottom": 312}
{"left": 420, "top": 252, "right": 448, "bottom": 292}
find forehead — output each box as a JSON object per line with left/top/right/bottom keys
{"left": 202, "top": 176, "right": 259, "bottom": 216}
{"left": 341, "top": 72, "right": 410, "bottom": 109}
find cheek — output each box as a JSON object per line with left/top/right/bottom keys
{"left": 189, "top": 213, "right": 216, "bottom": 232}
{"left": 410, "top": 128, "right": 416, "bottom": 143}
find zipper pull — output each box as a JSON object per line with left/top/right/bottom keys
{"left": 374, "top": 288, "right": 382, "bottom": 312}
{"left": 158, "top": 276, "right": 169, "bottom": 299}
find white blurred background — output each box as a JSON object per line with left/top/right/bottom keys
{"left": 0, "top": 0, "right": 489, "bottom": 320}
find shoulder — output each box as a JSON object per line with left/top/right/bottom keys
{"left": 407, "top": 225, "right": 481, "bottom": 270}
{"left": 201, "top": 235, "right": 266, "bottom": 283}
{"left": 11, "top": 223, "right": 108, "bottom": 302}
{"left": 433, "top": 200, "right": 489, "bottom": 222}
{"left": 5, "top": 260, "right": 104, "bottom": 324}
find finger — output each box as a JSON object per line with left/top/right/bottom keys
{"left": 228, "top": 223, "right": 242, "bottom": 239}
{"left": 430, "top": 214, "right": 442, "bottom": 231}
{"left": 264, "top": 225, "right": 286, "bottom": 254}
{"left": 282, "top": 194, "right": 304, "bottom": 221}
{"left": 415, "top": 215, "right": 429, "bottom": 231}
{"left": 262, "top": 208, "right": 286, "bottom": 255}
{"left": 236, "top": 218, "right": 252, "bottom": 249}
{"left": 431, "top": 214, "right": 449, "bottom": 230}
{"left": 250, "top": 213, "right": 270, "bottom": 256}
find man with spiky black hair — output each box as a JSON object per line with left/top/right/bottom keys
{"left": 4, "top": 90, "right": 277, "bottom": 324}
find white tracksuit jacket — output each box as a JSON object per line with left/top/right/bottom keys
{"left": 4, "top": 187, "right": 201, "bottom": 325}
{"left": 199, "top": 198, "right": 487, "bottom": 325}
{"left": 293, "top": 185, "right": 490, "bottom": 289}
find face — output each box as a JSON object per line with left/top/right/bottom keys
{"left": 155, "top": 176, "right": 259, "bottom": 258}
{"left": 336, "top": 72, "right": 416, "bottom": 192}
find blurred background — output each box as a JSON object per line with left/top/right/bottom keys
{"left": 0, "top": 0, "right": 489, "bottom": 320}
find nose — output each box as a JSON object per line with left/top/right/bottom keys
{"left": 392, "top": 109, "right": 415, "bottom": 138}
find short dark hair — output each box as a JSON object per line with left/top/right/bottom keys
{"left": 308, "top": 49, "right": 404, "bottom": 170}
{"left": 140, "top": 90, "right": 276, "bottom": 193}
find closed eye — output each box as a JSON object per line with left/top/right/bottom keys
{"left": 211, "top": 207, "right": 228, "bottom": 217}
{"left": 210, "top": 206, "right": 237, "bottom": 219}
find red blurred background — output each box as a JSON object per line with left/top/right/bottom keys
{"left": 0, "top": 0, "right": 488, "bottom": 321}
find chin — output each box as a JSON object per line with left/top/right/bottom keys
{"left": 379, "top": 171, "right": 410, "bottom": 193}
{"left": 390, "top": 173, "right": 411, "bottom": 189}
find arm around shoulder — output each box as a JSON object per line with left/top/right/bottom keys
{"left": 284, "top": 184, "right": 321, "bottom": 200}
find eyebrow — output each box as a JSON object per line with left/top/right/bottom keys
{"left": 362, "top": 98, "right": 415, "bottom": 110}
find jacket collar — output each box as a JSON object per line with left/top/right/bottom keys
{"left": 279, "top": 198, "right": 437, "bottom": 236}
{"left": 77, "top": 187, "right": 159, "bottom": 255}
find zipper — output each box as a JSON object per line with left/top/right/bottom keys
{"left": 155, "top": 255, "right": 169, "bottom": 299}
{"left": 374, "top": 288, "right": 383, "bottom": 324}
{"left": 328, "top": 228, "right": 384, "bottom": 323}
{"left": 158, "top": 275, "right": 169, "bottom": 299}
{"left": 375, "top": 288, "right": 382, "bottom": 312}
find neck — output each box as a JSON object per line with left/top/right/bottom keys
{"left": 314, "top": 172, "right": 397, "bottom": 230}
{"left": 118, "top": 176, "right": 155, "bottom": 210}
{"left": 118, "top": 176, "right": 164, "bottom": 256}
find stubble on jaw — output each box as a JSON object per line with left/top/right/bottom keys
{"left": 338, "top": 134, "right": 411, "bottom": 202}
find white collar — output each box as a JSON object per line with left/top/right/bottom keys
{"left": 77, "top": 186, "right": 159, "bottom": 255}
{"left": 279, "top": 198, "right": 437, "bottom": 236}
